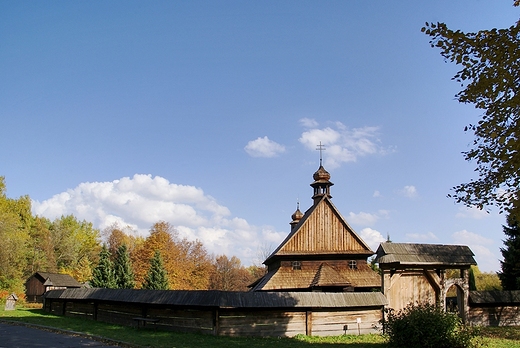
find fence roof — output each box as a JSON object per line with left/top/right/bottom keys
{"left": 44, "top": 288, "right": 387, "bottom": 308}
{"left": 469, "top": 290, "right": 520, "bottom": 305}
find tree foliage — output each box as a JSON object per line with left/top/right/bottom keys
{"left": 113, "top": 244, "right": 135, "bottom": 289}
{"left": 143, "top": 250, "right": 169, "bottom": 290}
{"left": 209, "top": 255, "right": 259, "bottom": 291}
{"left": 499, "top": 214, "right": 520, "bottom": 290}
{"left": 132, "top": 221, "right": 212, "bottom": 290}
{"left": 90, "top": 245, "right": 116, "bottom": 288}
{"left": 423, "top": 7, "right": 520, "bottom": 213}
{"left": 0, "top": 177, "right": 31, "bottom": 292}
{"left": 381, "top": 303, "right": 479, "bottom": 348}
{"left": 50, "top": 215, "right": 101, "bottom": 282}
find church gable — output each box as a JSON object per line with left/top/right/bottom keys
{"left": 276, "top": 197, "right": 373, "bottom": 257}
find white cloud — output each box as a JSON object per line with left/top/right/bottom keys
{"left": 348, "top": 211, "right": 379, "bottom": 226}
{"left": 359, "top": 228, "right": 386, "bottom": 251}
{"left": 401, "top": 185, "right": 418, "bottom": 198}
{"left": 32, "top": 174, "right": 286, "bottom": 266}
{"left": 452, "top": 230, "right": 499, "bottom": 272}
{"left": 456, "top": 206, "right": 489, "bottom": 220}
{"left": 373, "top": 190, "right": 381, "bottom": 198}
{"left": 452, "top": 229, "right": 493, "bottom": 246}
{"left": 244, "top": 136, "right": 286, "bottom": 158}
{"left": 299, "top": 118, "right": 319, "bottom": 128}
{"left": 405, "top": 231, "right": 439, "bottom": 241}
{"left": 298, "top": 122, "right": 389, "bottom": 168}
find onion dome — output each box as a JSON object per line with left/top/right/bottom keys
{"left": 291, "top": 207, "right": 304, "bottom": 221}
{"left": 290, "top": 202, "right": 304, "bottom": 231}
{"left": 313, "top": 165, "right": 331, "bottom": 182}
{"left": 311, "top": 164, "right": 333, "bottom": 204}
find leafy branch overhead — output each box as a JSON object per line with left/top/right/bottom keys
{"left": 422, "top": 11, "right": 520, "bottom": 213}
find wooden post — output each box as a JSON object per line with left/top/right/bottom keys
{"left": 306, "top": 311, "right": 312, "bottom": 336}
{"left": 214, "top": 308, "right": 219, "bottom": 336}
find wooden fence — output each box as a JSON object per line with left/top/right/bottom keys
{"left": 43, "top": 288, "right": 387, "bottom": 337}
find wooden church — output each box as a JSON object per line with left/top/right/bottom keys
{"left": 250, "top": 160, "right": 380, "bottom": 292}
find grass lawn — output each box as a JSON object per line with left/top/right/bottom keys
{"left": 1, "top": 305, "right": 519, "bottom": 347}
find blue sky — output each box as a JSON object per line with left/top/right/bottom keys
{"left": 1, "top": 1, "right": 519, "bottom": 272}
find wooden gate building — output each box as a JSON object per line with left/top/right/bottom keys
{"left": 375, "top": 242, "right": 477, "bottom": 321}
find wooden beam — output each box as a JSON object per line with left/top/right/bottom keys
{"left": 306, "top": 311, "right": 312, "bottom": 336}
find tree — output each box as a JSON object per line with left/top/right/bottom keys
{"left": 49, "top": 215, "right": 101, "bottom": 282}
{"left": 133, "top": 221, "right": 212, "bottom": 290}
{"left": 104, "top": 223, "right": 139, "bottom": 260}
{"left": 423, "top": 5, "right": 520, "bottom": 214}
{"left": 142, "top": 250, "right": 169, "bottom": 290}
{"left": 26, "top": 216, "right": 56, "bottom": 275}
{"left": 209, "top": 255, "right": 258, "bottom": 291}
{"left": 0, "top": 177, "right": 31, "bottom": 292}
{"left": 132, "top": 221, "right": 179, "bottom": 288}
{"left": 499, "top": 214, "right": 520, "bottom": 290}
{"left": 113, "top": 244, "right": 135, "bottom": 289}
{"left": 90, "top": 245, "right": 116, "bottom": 288}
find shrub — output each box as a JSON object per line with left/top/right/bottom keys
{"left": 380, "top": 303, "right": 480, "bottom": 348}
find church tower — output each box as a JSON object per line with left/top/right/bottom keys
{"left": 250, "top": 152, "right": 380, "bottom": 292}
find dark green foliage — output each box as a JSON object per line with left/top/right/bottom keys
{"left": 469, "top": 266, "right": 477, "bottom": 291}
{"left": 113, "top": 244, "right": 135, "bottom": 289}
{"left": 381, "top": 303, "right": 479, "bottom": 348}
{"left": 422, "top": 12, "right": 520, "bottom": 213}
{"left": 90, "top": 245, "right": 116, "bottom": 288}
{"left": 499, "top": 214, "right": 520, "bottom": 290}
{"left": 142, "top": 250, "right": 169, "bottom": 290}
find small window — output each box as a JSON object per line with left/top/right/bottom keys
{"left": 292, "top": 261, "right": 301, "bottom": 270}
{"left": 348, "top": 260, "right": 357, "bottom": 270}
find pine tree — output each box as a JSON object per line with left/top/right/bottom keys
{"left": 143, "top": 250, "right": 169, "bottom": 290}
{"left": 113, "top": 244, "right": 135, "bottom": 289}
{"left": 90, "top": 245, "right": 115, "bottom": 288}
{"left": 499, "top": 214, "right": 520, "bottom": 290}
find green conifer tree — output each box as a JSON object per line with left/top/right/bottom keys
{"left": 90, "top": 245, "right": 116, "bottom": 288}
{"left": 499, "top": 214, "right": 520, "bottom": 290}
{"left": 143, "top": 250, "right": 169, "bottom": 290}
{"left": 113, "top": 244, "right": 135, "bottom": 289}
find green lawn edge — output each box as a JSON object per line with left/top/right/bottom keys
{"left": 1, "top": 306, "right": 520, "bottom": 348}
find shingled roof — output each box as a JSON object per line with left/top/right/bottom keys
{"left": 44, "top": 288, "right": 387, "bottom": 308}
{"left": 375, "top": 243, "right": 477, "bottom": 267}
{"left": 30, "top": 272, "right": 82, "bottom": 288}
{"left": 469, "top": 290, "right": 520, "bottom": 305}
{"left": 250, "top": 261, "right": 380, "bottom": 291}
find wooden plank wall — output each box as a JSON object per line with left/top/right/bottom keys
{"left": 311, "top": 309, "right": 382, "bottom": 336}
{"left": 43, "top": 298, "right": 383, "bottom": 337}
{"left": 147, "top": 307, "right": 214, "bottom": 334}
{"left": 384, "top": 270, "right": 436, "bottom": 311}
{"left": 468, "top": 306, "right": 520, "bottom": 326}
{"left": 217, "top": 309, "right": 306, "bottom": 337}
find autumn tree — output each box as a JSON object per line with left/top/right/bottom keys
{"left": 49, "top": 215, "right": 101, "bottom": 283}
{"left": 0, "top": 177, "right": 31, "bottom": 292}
{"left": 209, "top": 255, "right": 258, "bottom": 291}
{"left": 26, "top": 216, "right": 56, "bottom": 275}
{"left": 142, "top": 250, "right": 169, "bottom": 290}
{"left": 90, "top": 245, "right": 116, "bottom": 288}
{"left": 132, "top": 221, "right": 212, "bottom": 290}
{"left": 422, "top": 4, "right": 520, "bottom": 214}
{"left": 104, "top": 223, "right": 140, "bottom": 260}
{"left": 499, "top": 214, "right": 520, "bottom": 290}
{"left": 176, "top": 238, "right": 212, "bottom": 290}
{"left": 132, "top": 221, "right": 178, "bottom": 288}
{"left": 113, "top": 244, "right": 135, "bottom": 289}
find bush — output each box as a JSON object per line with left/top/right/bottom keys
{"left": 380, "top": 303, "right": 480, "bottom": 348}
